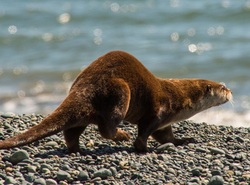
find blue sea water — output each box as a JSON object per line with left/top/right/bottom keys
{"left": 0, "top": 0, "right": 250, "bottom": 127}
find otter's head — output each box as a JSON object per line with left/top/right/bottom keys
{"left": 203, "top": 80, "right": 233, "bottom": 109}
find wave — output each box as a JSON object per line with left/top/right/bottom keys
{"left": 191, "top": 108, "right": 250, "bottom": 128}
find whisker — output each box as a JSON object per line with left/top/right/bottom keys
{"left": 227, "top": 93, "right": 234, "bottom": 107}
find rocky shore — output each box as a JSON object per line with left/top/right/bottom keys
{"left": 0, "top": 113, "right": 249, "bottom": 185}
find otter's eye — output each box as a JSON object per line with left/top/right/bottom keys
{"left": 207, "top": 84, "right": 212, "bottom": 92}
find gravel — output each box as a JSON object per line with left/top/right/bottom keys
{"left": 0, "top": 113, "right": 249, "bottom": 184}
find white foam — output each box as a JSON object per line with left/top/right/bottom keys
{"left": 191, "top": 108, "right": 250, "bottom": 127}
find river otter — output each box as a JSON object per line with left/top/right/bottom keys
{"left": 0, "top": 51, "right": 232, "bottom": 153}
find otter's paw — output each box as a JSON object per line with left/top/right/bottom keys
{"left": 134, "top": 138, "right": 148, "bottom": 153}
{"left": 113, "top": 128, "right": 131, "bottom": 141}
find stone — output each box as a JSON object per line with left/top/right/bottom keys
{"left": 27, "top": 165, "right": 37, "bottom": 173}
{"left": 46, "top": 179, "right": 58, "bottom": 185}
{"left": 10, "top": 150, "right": 29, "bottom": 164}
{"left": 1, "top": 113, "right": 15, "bottom": 119}
{"left": 191, "top": 168, "right": 202, "bottom": 176}
{"left": 56, "top": 170, "right": 71, "bottom": 181}
{"left": 208, "top": 175, "right": 224, "bottom": 185}
{"left": 209, "top": 147, "right": 225, "bottom": 155}
{"left": 78, "top": 171, "right": 89, "bottom": 181}
{"left": 156, "top": 143, "right": 175, "bottom": 152}
{"left": 45, "top": 141, "right": 58, "bottom": 147}
{"left": 93, "top": 168, "right": 112, "bottom": 179}
{"left": 34, "top": 178, "right": 46, "bottom": 185}
{"left": 110, "top": 167, "right": 117, "bottom": 176}
{"left": 4, "top": 176, "right": 17, "bottom": 184}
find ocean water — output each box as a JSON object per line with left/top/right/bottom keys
{"left": 1, "top": 0, "right": 250, "bottom": 127}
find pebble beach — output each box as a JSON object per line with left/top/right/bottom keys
{"left": 0, "top": 113, "right": 249, "bottom": 184}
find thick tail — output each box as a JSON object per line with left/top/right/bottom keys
{"left": 0, "top": 111, "right": 68, "bottom": 149}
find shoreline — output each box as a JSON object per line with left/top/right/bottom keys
{"left": 0, "top": 113, "right": 249, "bottom": 184}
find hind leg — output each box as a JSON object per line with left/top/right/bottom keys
{"left": 63, "top": 126, "right": 86, "bottom": 153}
{"left": 97, "top": 78, "right": 131, "bottom": 142}
{"left": 151, "top": 125, "right": 195, "bottom": 145}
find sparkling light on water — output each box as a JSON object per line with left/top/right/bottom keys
{"left": 8, "top": 25, "right": 17, "bottom": 34}
{"left": 207, "top": 26, "right": 224, "bottom": 36}
{"left": 42, "top": 33, "right": 53, "bottom": 42}
{"left": 58, "top": 13, "right": 71, "bottom": 24}
{"left": 93, "top": 28, "right": 103, "bottom": 45}
{"left": 170, "top": 32, "right": 179, "bottom": 42}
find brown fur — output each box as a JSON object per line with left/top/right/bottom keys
{"left": 0, "top": 51, "right": 232, "bottom": 153}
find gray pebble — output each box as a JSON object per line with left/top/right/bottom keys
{"left": 155, "top": 143, "right": 175, "bottom": 152}
{"left": 46, "top": 179, "right": 58, "bottom": 185}
{"left": 27, "top": 165, "right": 37, "bottom": 173}
{"left": 235, "top": 136, "right": 245, "bottom": 143}
{"left": 110, "top": 167, "right": 117, "bottom": 176}
{"left": 195, "top": 147, "right": 207, "bottom": 153}
{"left": 167, "top": 168, "right": 176, "bottom": 175}
{"left": 4, "top": 176, "right": 17, "bottom": 184}
{"left": 189, "top": 177, "right": 200, "bottom": 183}
{"left": 191, "top": 168, "right": 202, "bottom": 176}
{"left": 209, "top": 147, "right": 225, "bottom": 155}
{"left": 208, "top": 175, "right": 224, "bottom": 185}
{"left": 34, "top": 178, "right": 46, "bottom": 185}
{"left": 78, "top": 171, "right": 89, "bottom": 181}
{"left": 10, "top": 150, "right": 29, "bottom": 164}
{"left": 211, "top": 170, "right": 221, "bottom": 176}
{"left": 40, "top": 163, "right": 53, "bottom": 171}
{"left": 1, "top": 113, "right": 15, "bottom": 119}
{"left": 56, "top": 170, "right": 71, "bottom": 181}
{"left": 24, "top": 173, "right": 35, "bottom": 183}
{"left": 94, "top": 168, "right": 112, "bottom": 179}
{"left": 45, "top": 141, "right": 58, "bottom": 147}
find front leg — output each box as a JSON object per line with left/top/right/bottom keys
{"left": 134, "top": 117, "right": 161, "bottom": 153}
{"left": 151, "top": 125, "right": 195, "bottom": 146}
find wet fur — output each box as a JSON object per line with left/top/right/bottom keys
{"left": 0, "top": 51, "right": 232, "bottom": 153}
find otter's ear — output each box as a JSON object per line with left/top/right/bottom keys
{"left": 207, "top": 84, "right": 212, "bottom": 92}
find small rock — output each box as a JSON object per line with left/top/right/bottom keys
{"left": 208, "top": 175, "right": 224, "bottom": 185}
{"left": 156, "top": 143, "right": 175, "bottom": 152}
{"left": 27, "top": 165, "right": 37, "bottom": 173}
{"left": 40, "top": 163, "right": 53, "bottom": 171}
{"left": 195, "top": 147, "right": 207, "bottom": 153}
{"left": 46, "top": 179, "right": 58, "bottom": 185}
{"left": 110, "top": 167, "right": 117, "bottom": 176}
{"left": 56, "top": 170, "right": 71, "bottom": 181}
{"left": 4, "top": 176, "right": 17, "bottom": 184}
{"left": 10, "top": 150, "right": 29, "bottom": 164}
{"left": 34, "top": 178, "right": 46, "bottom": 185}
{"left": 119, "top": 160, "right": 129, "bottom": 169}
{"left": 189, "top": 177, "right": 200, "bottom": 183}
{"left": 167, "top": 168, "right": 176, "bottom": 176}
{"left": 45, "top": 141, "right": 58, "bottom": 147}
{"left": 78, "top": 171, "right": 89, "bottom": 181}
{"left": 1, "top": 113, "right": 15, "bottom": 119}
{"left": 191, "top": 168, "right": 202, "bottom": 176}
{"left": 5, "top": 167, "right": 13, "bottom": 173}
{"left": 94, "top": 168, "right": 112, "bottom": 179}
{"left": 235, "top": 136, "right": 244, "bottom": 143}
{"left": 24, "top": 173, "right": 35, "bottom": 182}
{"left": 211, "top": 170, "right": 221, "bottom": 176}
{"left": 209, "top": 147, "right": 225, "bottom": 155}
